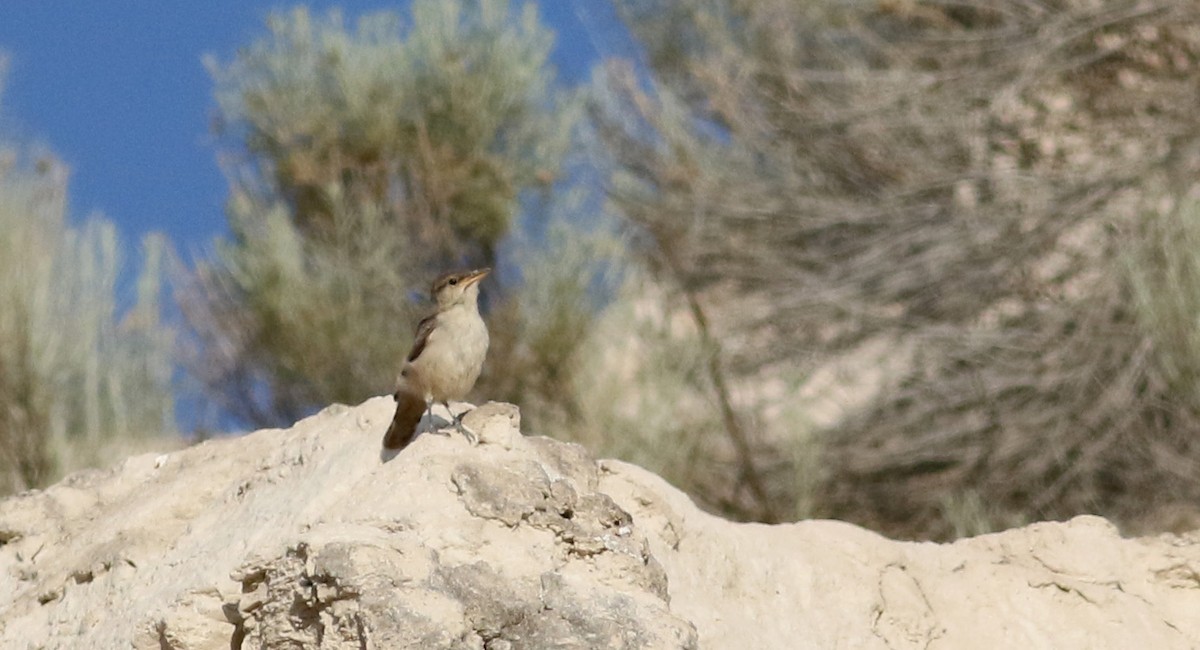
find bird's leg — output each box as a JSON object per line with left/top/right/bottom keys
{"left": 426, "top": 400, "right": 457, "bottom": 438}
{"left": 443, "top": 401, "right": 478, "bottom": 446}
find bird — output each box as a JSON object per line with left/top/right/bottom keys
{"left": 382, "top": 268, "right": 491, "bottom": 450}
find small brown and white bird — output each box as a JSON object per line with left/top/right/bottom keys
{"left": 382, "top": 268, "right": 491, "bottom": 450}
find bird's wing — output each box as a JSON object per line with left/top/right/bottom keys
{"left": 407, "top": 312, "right": 438, "bottom": 363}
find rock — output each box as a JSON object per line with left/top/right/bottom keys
{"left": 599, "top": 462, "right": 1200, "bottom": 649}
{"left": 0, "top": 396, "right": 1197, "bottom": 649}
{"left": 461, "top": 401, "right": 521, "bottom": 449}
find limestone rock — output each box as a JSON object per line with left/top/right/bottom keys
{"left": 0, "top": 397, "right": 1197, "bottom": 649}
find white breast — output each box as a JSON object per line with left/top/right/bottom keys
{"left": 409, "top": 304, "right": 489, "bottom": 402}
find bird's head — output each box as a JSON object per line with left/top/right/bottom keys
{"left": 432, "top": 267, "right": 490, "bottom": 309}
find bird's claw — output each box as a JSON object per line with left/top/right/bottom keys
{"left": 430, "top": 407, "right": 478, "bottom": 445}
{"left": 457, "top": 422, "right": 479, "bottom": 446}
{"left": 451, "top": 411, "right": 479, "bottom": 446}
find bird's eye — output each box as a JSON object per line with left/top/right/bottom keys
{"left": 448, "top": 278, "right": 458, "bottom": 286}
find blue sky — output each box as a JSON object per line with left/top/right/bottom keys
{"left": 0, "top": 1, "right": 630, "bottom": 255}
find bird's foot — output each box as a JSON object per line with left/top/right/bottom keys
{"left": 446, "top": 404, "right": 479, "bottom": 446}
{"left": 427, "top": 403, "right": 479, "bottom": 445}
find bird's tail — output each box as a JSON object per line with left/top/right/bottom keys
{"left": 383, "top": 389, "right": 426, "bottom": 450}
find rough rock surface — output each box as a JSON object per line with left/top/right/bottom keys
{"left": 0, "top": 397, "right": 1198, "bottom": 649}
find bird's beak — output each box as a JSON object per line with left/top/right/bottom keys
{"left": 462, "top": 267, "right": 491, "bottom": 287}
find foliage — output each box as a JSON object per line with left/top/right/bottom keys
{"left": 0, "top": 150, "right": 175, "bottom": 495}
{"left": 598, "top": 0, "right": 1200, "bottom": 537}
{"left": 209, "top": 2, "right": 567, "bottom": 262}
{"left": 483, "top": 211, "right": 625, "bottom": 432}
{"left": 1128, "top": 197, "right": 1200, "bottom": 413}
{"left": 188, "top": 1, "right": 583, "bottom": 427}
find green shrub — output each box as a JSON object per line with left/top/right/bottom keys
{"left": 0, "top": 152, "right": 174, "bottom": 494}
{"left": 188, "top": 2, "right": 579, "bottom": 426}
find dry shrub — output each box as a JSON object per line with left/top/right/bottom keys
{"left": 598, "top": 0, "right": 1200, "bottom": 536}
{"left": 822, "top": 234, "right": 1200, "bottom": 538}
